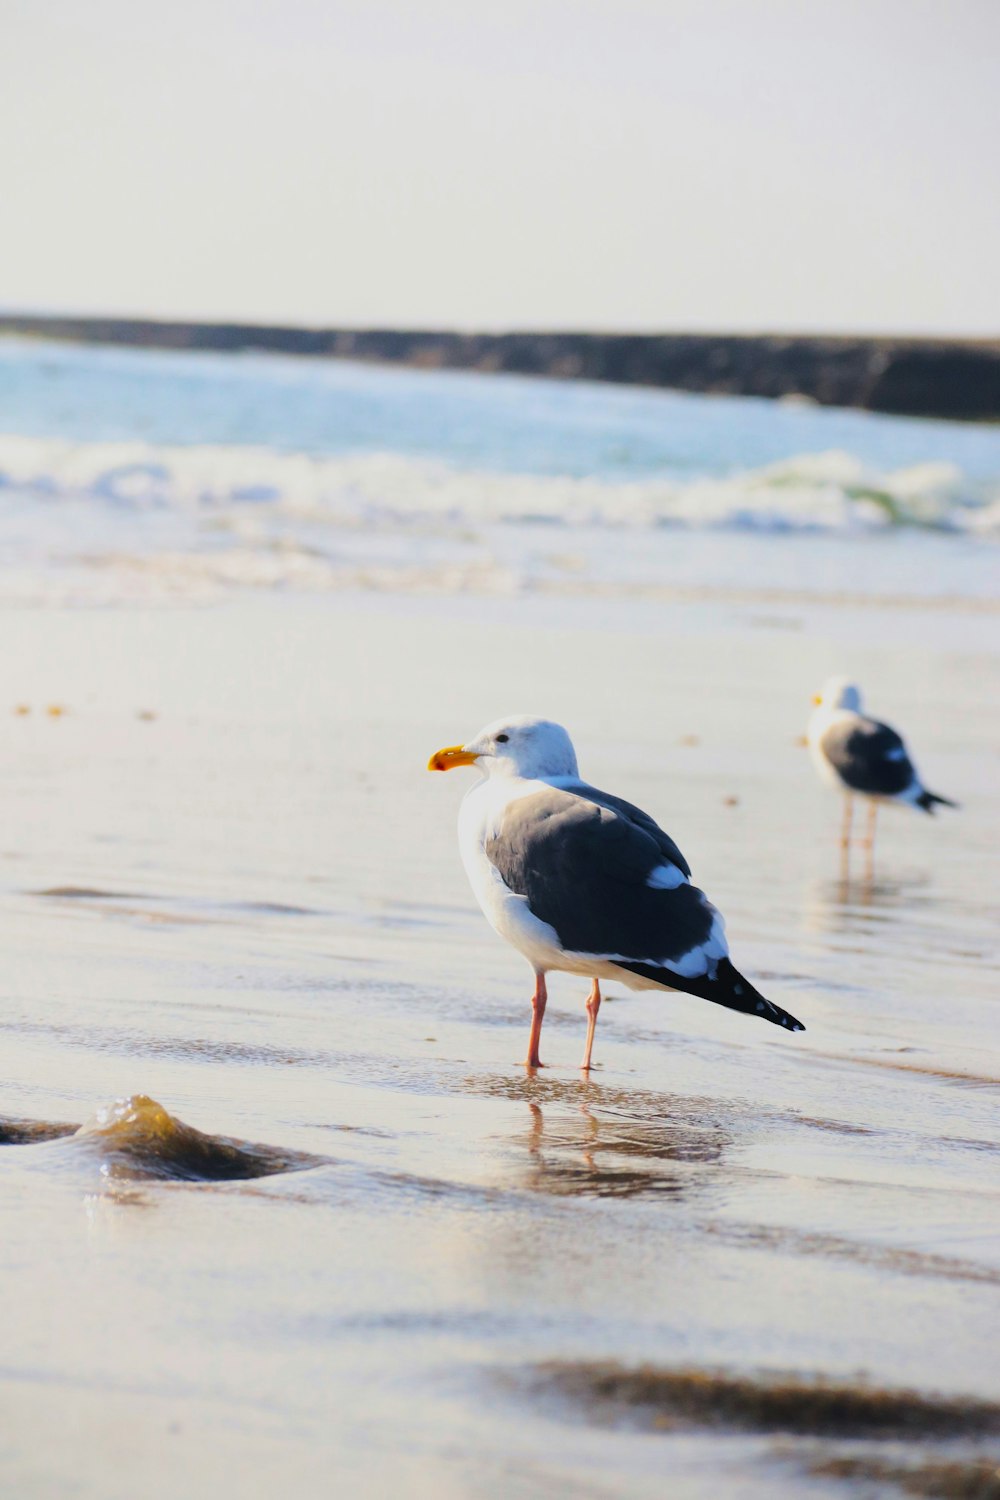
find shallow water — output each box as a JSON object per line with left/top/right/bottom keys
{"left": 1, "top": 587, "right": 998, "bottom": 1498}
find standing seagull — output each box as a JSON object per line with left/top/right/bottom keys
{"left": 428, "top": 715, "right": 803, "bottom": 1070}
{"left": 808, "top": 676, "right": 956, "bottom": 861}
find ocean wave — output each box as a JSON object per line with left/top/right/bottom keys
{"left": 1, "top": 433, "right": 997, "bottom": 536}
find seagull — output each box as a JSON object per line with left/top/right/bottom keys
{"left": 807, "top": 676, "right": 957, "bottom": 860}
{"left": 428, "top": 715, "right": 803, "bottom": 1070}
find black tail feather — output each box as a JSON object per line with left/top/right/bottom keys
{"left": 916, "top": 789, "right": 958, "bottom": 814}
{"left": 618, "top": 957, "right": 805, "bottom": 1032}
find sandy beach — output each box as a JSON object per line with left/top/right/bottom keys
{"left": 5, "top": 0, "right": 1000, "bottom": 1488}
{"left": 2, "top": 583, "right": 998, "bottom": 1498}
{"left": 5, "top": 0, "right": 999, "bottom": 1487}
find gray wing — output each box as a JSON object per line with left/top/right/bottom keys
{"left": 821, "top": 716, "right": 917, "bottom": 798}
{"left": 485, "top": 784, "right": 718, "bottom": 971}
{"left": 559, "top": 780, "right": 691, "bottom": 877}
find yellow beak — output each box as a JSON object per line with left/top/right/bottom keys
{"left": 812, "top": 693, "right": 822, "bottom": 705}
{"left": 427, "top": 744, "right": 478, "bottom": 772}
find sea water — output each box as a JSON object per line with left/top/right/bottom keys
{"left": 1, "top": 337, "right": 998, "bottom": 605}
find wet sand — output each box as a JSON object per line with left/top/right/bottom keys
{"left": 1, "top": 590, "right": 998, "bottom": 1498}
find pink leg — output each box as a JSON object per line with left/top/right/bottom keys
{"left": 862, "top": 800, "right": 877, "bottom": 880}
{"left": 525, "top": 972, "right": 547, "bottom": 1069}
{"left": 581, "top": 978, "right": 601, "bottom": 1071}
{"left": 839, "top": 794, "right": 854, "bottom": 880}
{"left": 840, "top": 795, "right": 854, "bottom": 851}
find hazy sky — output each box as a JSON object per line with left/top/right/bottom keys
{"left": 3, "top": 0, "right": 997, "bottom": 333}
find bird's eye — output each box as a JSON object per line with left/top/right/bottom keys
{"left": 495, "top": 734, "right": 509, "bottom": 744}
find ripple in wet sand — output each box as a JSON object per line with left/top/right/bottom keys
{"left": 709, "top": 1221, "right": 1000, "bottom": 1288}
{"left": 31, "top": 887, "right": 324, "bottom": 926}
{"left": 33, "top": 885, "right": 136, "bottom": 900}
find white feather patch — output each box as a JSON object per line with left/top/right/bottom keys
{"left": 646, "top": 863, "right": 688, "bottom": 890}
{"left": 658, "top": 911, "right": 729, "bottom": 978}
{"left": 582, "top": 906, "right": 730, "bottom": 980}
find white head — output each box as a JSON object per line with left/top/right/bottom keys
{"left": 813, "top": 675, "right": 863, "bottom": 713}
{"left": 428, "top": 714, "right": 579, "bottom": 780}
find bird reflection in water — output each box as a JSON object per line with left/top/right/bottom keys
{"left": 805, "top": 869, "right": 935, "bottom": 941}
{"left": 514, "top": 1083, "right": 729, "bottom": 1201}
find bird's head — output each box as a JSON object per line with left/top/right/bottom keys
{"left": 813, "top": 676, "right": 862, "bottom": 712}
{"left": 428, "top": 715, "right": 579, "bottom": 780}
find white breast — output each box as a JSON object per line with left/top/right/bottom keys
{"left": 807, "top": 708, "right": 854, "bottom": 793}
{"left": 457, "top": 777, "right": 573, "bottom": 975}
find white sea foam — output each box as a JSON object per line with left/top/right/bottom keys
{"left": 0, "top": 434, "right": 997, "bottom": 604}
{"left": 0, "top": 434, "right": 995, "bottom": 532}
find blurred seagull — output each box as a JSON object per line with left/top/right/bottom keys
{"left": 428, "top": 715, "right": 803, "bottom": 1071}
{"left": 808, "top": 676, "right": 957, "bottom": 861}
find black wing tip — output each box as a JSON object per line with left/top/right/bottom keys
{"left": 618, "top": 959, "right": 805, "bottom": 1034}
{"left": 766, "top": 1000, "right": 806, "bottom": 1033}
{"left": 716, "top": 961, "right": 806, "bottom": 1033}
{"left": 726, "top": 961, "right": 804, "bottom": 1034}
{"left": 916, "top": 790, "right": 959, "bottom": 814}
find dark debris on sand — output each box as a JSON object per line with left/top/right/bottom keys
{"left": 811, "top": 1456, "right": 1000, "bottom": 1500}
{"left": 523, "top": 1361, "right": 1000, "bottom": 1441}
{"left": 0, "top": 1118, "right": 79, "bottom": 1144}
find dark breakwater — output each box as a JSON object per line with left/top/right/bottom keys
{"left": 2, "top": 314, "right": 998, "bottom": 420}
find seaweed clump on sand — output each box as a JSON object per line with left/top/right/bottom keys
{"left": 0, "top": 1117, "right": 78, "bottom": 1144}
{"left": 527, "top": 1362, "right": 1000, "bottom": 1441}
{"left": 811, "top": 1457, "right": 1000, "bottom": 1500}
{"left": 72, "top": 1094, "right": 322, "bottom": 1182}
